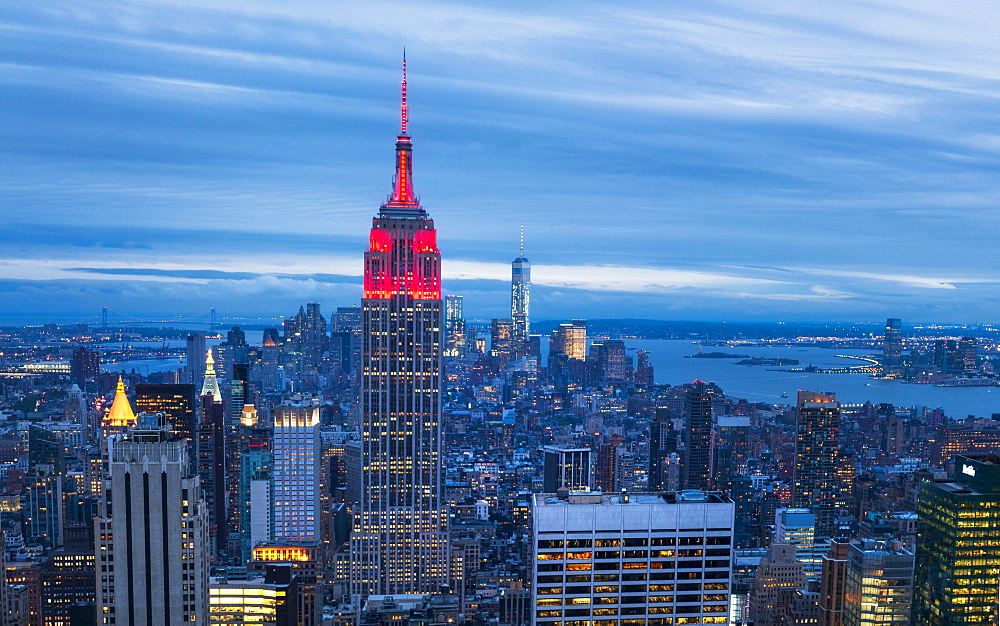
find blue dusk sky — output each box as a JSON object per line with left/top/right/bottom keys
{"left": 2, "top": 1, "right": 1000, "bottom": 325}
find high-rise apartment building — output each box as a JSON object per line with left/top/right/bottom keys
{"left": 594, "top": 434, "right": 623, "bottom": 493}
{"left": 958, "top": 336, "right": 978, "bottom": 373}
{"left": 444, "top": 295, "right": 466, "bottom": 358}
{"left": 774, "top": 507, "right": 823, "bottom": 579}
{"left": 69, "top": 347, "right": 100, "bottom": 386}
{"left": 186, "top": 332, "right": 207, "bottom": 386}
{"left": 272, "top": 404, "right": 320, "bottom": 543}
{"left": 748, "top": 543, "right": 806, "bottom": 626}
{"left": 239, "top": 439, "right": 273, "bottom": 564}
{"left": 793, "top": 391, "right": 841, "bottom": 539}
{"left": 490, "top": 318, "right": 518, "bottom": 369}
{"left": 542, "top": 446, "right": 592, "bottom": 492}
{"left": 350, "top": 60, "right": 449, "bottom": 599}
{"left": 531, "top": 490, "right": 734, "bottom": 626}
{"left": 511, "top": 233, "right": 530, "bottom": 342}
{"left": 819, "top": 538, "right": 851, "bottom": 626}
{"left": 683, "top": 381, "right": 714, "bottom": 491}
{"left": 591, "top": 339, "right": 631, "bottom": 384}
{"left": 198, "top": 394, "right": 228, "bottom": 552}
{"left": 549, "top": 320, "right": 587, "bottom": 361}
{"left": 881, "top": 318, "right": 903, "bottom": 378}
{"left": 912, "top": 454, "right": 1000, "bottom": 625}
{"left": 25, "top": 464, "right": 64, "bottom": 549}
{"left": 842, "top": 539, "right": 913, "bottom": 626}
{"left": 135, "top": 383, "right": 197, "bottom": 460}
{"left": 648, "top": 408, "right": 678, "bottom": 492}
{"left": 95, "top": 422, "right": 210, "bottom": 625}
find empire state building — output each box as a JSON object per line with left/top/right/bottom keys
{"left": 349, "top": 59, "right": 449, "bottom": 598}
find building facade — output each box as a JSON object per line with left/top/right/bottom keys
{"left": 531, "top": 490, "right": 735, "bottom": 626}
{"left": 349, "top": 60, "right": 449, "bottom": 599}
{"left": 272, "top": 404, "right": 321, "bottom": 543}
{"left": 542, "top": 446, "right": 592, "bottom": 493}
{"left": 912, "top": 454, "right": 1000, "bottom": 625}
{"left": 793, "top": 391, "right": 841, "bottom": 539}
{"left": 683, "top": 381, "right": 714, "bottom": 491}
{"left": 95, "top": 424, "right": 210, "bottom": 625}
{"left": 842, "top": 539, "right": 913, "bottom": 626}
{"left": 511, "top": 235, "right": 530, "bottom": 342}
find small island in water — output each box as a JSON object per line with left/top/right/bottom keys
{"left": 736, "top": 357, "right": 801, "bottom": 366}
{"left": 686, "top": 351, "right": 751, "bottom": 359}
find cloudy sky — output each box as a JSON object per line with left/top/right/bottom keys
{"left": 3, "top": 1, "right": 1000, "bottom": 325}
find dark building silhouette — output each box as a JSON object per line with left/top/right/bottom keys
{"left": 69, "top": 347, "right": 99, "bottom": 385}
{"left": 135, "top": 383, "right": 197, "bottom": 460}
{"left": 648, "top": 408, "right": 678, "bottom": 491}
{"left": 683, "top": 381, "right": 714, "bottom": 490}
{"left": 542, "top": 446, "right": 591, "bottom": 492}
{"left": 881, "top": 317, "right": 903, "bottom": 378}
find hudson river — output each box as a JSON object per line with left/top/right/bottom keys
{"left": 631, "top": 339, "right": 1000, "bottom": 418}
{"left": 105, "top": 335, "right": 1000, "bottom": 419}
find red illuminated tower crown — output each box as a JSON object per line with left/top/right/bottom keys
{"left": 363, "top": 55, "right": 442, "bottom": 300}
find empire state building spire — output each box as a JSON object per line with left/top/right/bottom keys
{"left": 383, "top": 53, "right": 422, "bottom": 215}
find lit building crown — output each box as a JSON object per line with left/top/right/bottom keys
{"left": 104, "top": 376, "right": 136, "bottom": 428}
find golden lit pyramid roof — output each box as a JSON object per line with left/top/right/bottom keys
{"left": 104, "top": 376, "right": 136, "bottom": 428}
{"left": 200, "top": 350, "right": 222, "bottom": 401}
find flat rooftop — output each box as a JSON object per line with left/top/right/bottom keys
{"left": 534, "top": 490, "right": 731, "bottom": 506}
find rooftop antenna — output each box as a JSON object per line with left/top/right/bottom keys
{"left": 400, "top": 49, "right": 408, "bottom": 135}
{"left": 519, "top": 225, "right": 524, "bottom": 257}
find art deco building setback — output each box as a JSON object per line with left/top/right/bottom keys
{"left": 531, "top": 490, "right": 735, "bottom": 626}
{"left": 349, "top": 57, "right": 449, "bottom": 599}
{"left": 95, "top": 421, "right": 210, "bottom": 625}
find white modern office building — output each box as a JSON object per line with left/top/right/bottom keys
{"left": 531, "top": 490, "right": 735, "bottom": 626}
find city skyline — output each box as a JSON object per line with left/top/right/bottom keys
{"left": 4, "top": 2, "right": 1000, "bottom": 323}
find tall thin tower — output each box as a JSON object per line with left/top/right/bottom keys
{"left": 793, "top": 390, "right": 841, "bottom": 539}
{"left": 683, "top": 380, "right": 714, "bottom": 490}
{"left": 882, "top": 317, "right": 903, "bottom": 378}
{"left": 350, "top": 56, "right": 449, "bottom": 599}
{"left": 511, "top": 227, "right": 530, "bottom": 342}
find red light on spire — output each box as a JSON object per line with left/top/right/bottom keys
{"left": 401, "top": 51, "right": 408, "bottom": 136}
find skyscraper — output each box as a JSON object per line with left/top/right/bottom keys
{"left": 881, "top": 317, "right": 903, "bottom": 378}
{"left": 135, "top": 383, "right": 197, "bottom": 458}
{"left": 683, "top": 380, "right": 714, "bottom": 490}
{"left": 350, "top": 59, "right": 449, "bottom": 599}
{"left": 511, "top": 230, "right": 530, "bottom": 342}
{"left": 842, "top": 539, "right": 913, "bottom": 626}
{"left": 96, "top": 421, "right": 210, "bottom": 625}
{"left": 272, "top": 404, "right": 320, "bottom": 543}
{"left": 443, "top": 295, "right": 466, "bottom": 358}
{"left": 912, "top": 454, "right": 1000, "bottom": 625}
{"left": 648, "top": 408, "right": 679, "bottom": 491}
{"left": 793, "top": 391, "right": 841, "bottom": 539}
{"left": 186, "top": 332, "right": 207, "bottom": 385}
{"left": 200, "top": 351, "right": 222, "bottom": 402}
{"left": 69, "top": 346, "right": 99, "bottom": 386}
{"left": 490, "top": 318, "right": 517, "bottom": 369}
